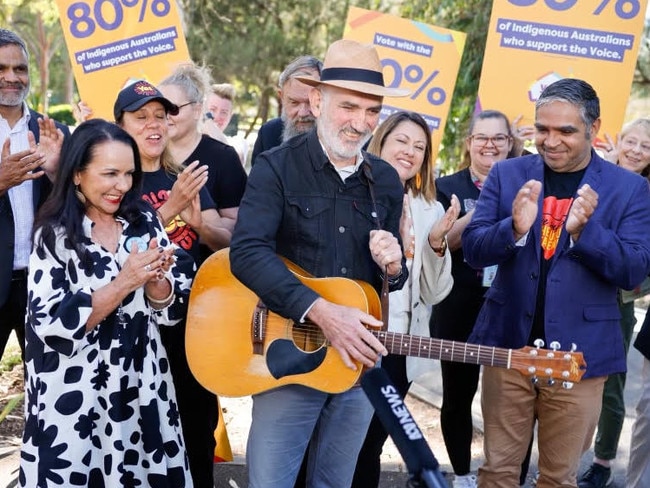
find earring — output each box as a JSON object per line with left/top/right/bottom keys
{"left": 75, "top": 186, "right": 86, "bottom": 204}
{"left": 414, "top": 173, "right": 422, "bottom": 190}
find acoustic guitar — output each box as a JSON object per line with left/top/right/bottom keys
{"left": 186, "top": 248, "right": 587, "bottom": 397}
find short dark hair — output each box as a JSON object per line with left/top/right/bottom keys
{"left": 35, "top": 119, "right": 146, "bottom": 264}
{"left": 536, "top": 78, "right": 600, "bottom": 128}
{"left": 459, "top": 110, "right": 513, "bottom": 169}
{"left": 0, "top": 28, "right": 29, "bottom": 60}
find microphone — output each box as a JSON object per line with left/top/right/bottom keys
{"left": 361, "top": 367, "right": 448, "bottom": 488}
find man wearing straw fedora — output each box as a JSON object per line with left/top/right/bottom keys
{"left": 230, "top": 39, "right": 410, "bottom": 487}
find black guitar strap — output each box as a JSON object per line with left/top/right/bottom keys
{"left": 362, "top": 161, "right": 390, "bottom": 332}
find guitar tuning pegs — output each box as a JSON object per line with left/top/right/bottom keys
{"left": 562, "top": 381, "right": 574, "bottom": 390}
{"left": 570, "top": 343, "right": 577, "bottom": 352}
{"left": 531, "top": 376, "right": 539, "bottom": 385}
{"left": 534, "top": 339, "right": 545, "bottom": 349}
{"left": 547, "top": 378, "right": 555, "bottom": 386}
{"left": 549, "top": 341, "right": 561, "bottom": 351}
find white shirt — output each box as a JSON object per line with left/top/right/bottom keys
{"left": 0, "top": 102, "right": 34, "bottom": 270}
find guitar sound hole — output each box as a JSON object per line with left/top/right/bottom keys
{"left": 292, "top": 322, "right": 327, "bottom": 352}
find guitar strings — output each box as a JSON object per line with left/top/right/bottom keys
{"left": 283, "top": 323, "right": 579, "bottom": 379}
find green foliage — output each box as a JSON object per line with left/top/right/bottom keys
{"left": 0, "top": 393, "right": 23, "bottom": 424}
{"left": 48, "top": 104, "right": 75, "bottom": 126}
{"left": 0, "top": 352, "right": 21, "bottom": 374}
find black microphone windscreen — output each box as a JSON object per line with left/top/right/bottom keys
{"left": 361, "top": 367, "right": 440, "bottom": 475}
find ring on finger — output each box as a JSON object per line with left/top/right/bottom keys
{"left": 144, "top": 264, "right": 152, "bottom": 272}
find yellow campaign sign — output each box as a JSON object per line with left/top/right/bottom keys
{"left": 54, "top": 0, "right": 191, "bottom": 120}
{"left": 343, "top": 7, "right": 466, "bottom": 161}
{"left": 477, "top": 0, "right": 648, "bottom": 142}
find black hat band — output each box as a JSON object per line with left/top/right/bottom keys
{"left": 320, "top": 67, "right": 385, "bottom": 87}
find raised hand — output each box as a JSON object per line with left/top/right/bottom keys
{"left": 428, "top": 193, "right": 460, "bottom": 250}
{"left": 566, "top": 184, "right": 598, "bottom": 242}
{"left": 160, "top": 161, "right": 208, "bottom": 223}
{"left": 512, "top": 179, "right": 542, "bottom": 240}
{"left": 511, "top": 115, "right": 535, "bottom": 156}
{"left": 72, "top": 101, "right": 93, "bottom": 124}
{"left": 0, "top": 132, "right": 46, "bottom": 195}
{"left": 593, "top": 133, "right": 618, "bottom": 164}
{"left": 36, "top": 116, "right": 65, "bottom": 177}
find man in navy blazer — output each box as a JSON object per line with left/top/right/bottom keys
{"left": 0, "top": 28, "right": 69, "bottom": 362}
{"left": 462, "top": 78, "right": 650, "bottom": 487}
{"left": 251, "top": 55, "right": 322, "bottom": 165}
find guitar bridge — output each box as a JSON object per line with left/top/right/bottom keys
{"left": 251, "top": 300, "right": 268, "bottom": 355}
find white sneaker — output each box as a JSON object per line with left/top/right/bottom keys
{"left": 453, "top": 474, "right": 477, "bottom": 488}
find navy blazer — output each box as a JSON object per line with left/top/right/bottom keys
{"left": 0, "top": 109, "right": 70, "bottom": 307}
{"left": 463, "top": 152, "right": 650, "bottom": 378}
{"left": 251, "top": 117, "right": 283, "bottom": 166}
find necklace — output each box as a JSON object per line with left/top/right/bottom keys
{"left": 92, "top": 219, "right": 121, "bottom": 254}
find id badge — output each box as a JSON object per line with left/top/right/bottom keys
{"left": 482, "top": 265, "right": 498, "bottom": 287}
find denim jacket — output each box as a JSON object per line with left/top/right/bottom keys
{"left": 230, "top": 129, "right": 407, "bottom": 322}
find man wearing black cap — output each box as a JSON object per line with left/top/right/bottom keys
{"left": 0, "top": 28, "right": 69, "bottom": 363}
{"left": 230, "top": 39, "right": 409, "bottom": 487}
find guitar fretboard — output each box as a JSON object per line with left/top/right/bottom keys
{"left": 375, "top": 330, "right": 512, "bottom": 369}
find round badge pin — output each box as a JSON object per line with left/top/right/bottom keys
{"left": 125, "top": 236, "right": 148, "bottom": 252}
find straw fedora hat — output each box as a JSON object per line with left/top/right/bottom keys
{"left": 296, "top": 39, "right": 410, "bottom": 98}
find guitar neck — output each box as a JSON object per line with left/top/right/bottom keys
{"left": 375, "top": 330, "right": 512, "bottom": 369}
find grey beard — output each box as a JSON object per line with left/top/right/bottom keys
{"left": 281, "top": 115, "right": 315, "bottom": 142}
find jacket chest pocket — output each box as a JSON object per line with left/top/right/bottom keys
{"left": 352, "top": 199, "right": 389, "bottom": 232}
{"left": 286, "top": 196, "right": 331, "bottom": 245}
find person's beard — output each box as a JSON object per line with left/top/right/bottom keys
{"left": 0, "top": 79, "right": 29, "bottom": 108}
{"left": 316, "top": 116, "right": 372, "bottom": 162}
{"left": 281, "top": 110, "right": 316, "bottom": 142}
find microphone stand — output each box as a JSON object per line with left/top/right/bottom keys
{"left": 408, "top": 467, "right": 449, "bottom": 488}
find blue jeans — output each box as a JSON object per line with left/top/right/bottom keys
{"left": 247, "top": 384, "right": 374, "bottom": 488}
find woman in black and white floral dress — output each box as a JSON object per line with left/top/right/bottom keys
{"left": 20, "top": 119, "right": 194, "bottom": 487}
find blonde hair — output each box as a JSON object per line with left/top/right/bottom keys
{"left": 367, "top": 111, "right": 436, "bottom": 203}
{"left": 619, "top": 117, "right": 650, "bottom": 177}
{"left": 210, "top": 83, "right": 236, "bottom": 101}
{"left": 160, "top": 62, "right": 212, "bottom": 106}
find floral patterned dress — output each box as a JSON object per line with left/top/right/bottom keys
{"left": 20, "top": 211, "right": 194, "bottom": 488}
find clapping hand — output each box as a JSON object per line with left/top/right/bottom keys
{"left": 36, "top": 116, "right": 65, "bottom": 177}
{"left": 0, "top": 132, "right": 46, "bottom": 194}
{"left": 566, "top": 184, "right": 598, "bottom": 242}
{"left": 512, "top": 180, "right": 542, "bottom": 241}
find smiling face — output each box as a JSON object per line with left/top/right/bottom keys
{"left": 311, "top": 85, "right": 382, "bottom": 166}
{"left": 74, "top": 140, "right": 135, "bottom": 220}
{"left": 617, "top": 125, "right": 650, "bottom": 175}
{"left": 379, "top": 120, "right": 428, "bottom": 186}
{"left": 535, "top": 100, "right": 600, "bottom": 173}
{"left": 0, "top": 44, "right": 30, "bottom": 109}
{"left": 118, "top": 100, "right": 169, "bottom": 166}
{"left": 467, "top": 116, "right": 513, "bottom": 180}
{"left": 159, "top": 84, "right": 200, "bottom": 142}
{"left": 206, "top": 93, "right": 233, "bottom": 131}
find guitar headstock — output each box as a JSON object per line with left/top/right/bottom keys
{"left": 511, "top": 345, "right": 587, "bottom": 384}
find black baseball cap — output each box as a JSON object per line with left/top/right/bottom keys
{"left": 113, "top": 80, "right": 179, "bottom": 121}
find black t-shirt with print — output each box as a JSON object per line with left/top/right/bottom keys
{"left": 529, "top": 165, "right": 586, "bottom": 346}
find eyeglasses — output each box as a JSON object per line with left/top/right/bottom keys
{"left": 470, "top": 134, "right": 511, "bottom": 147}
